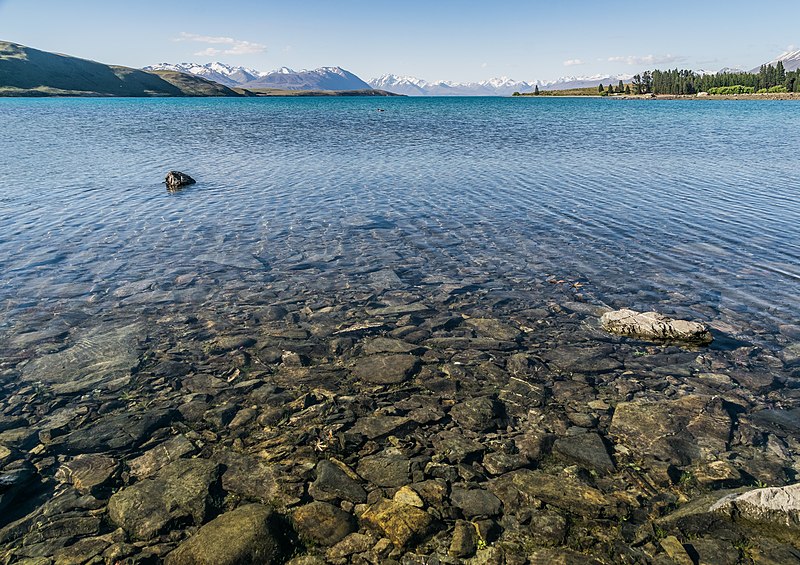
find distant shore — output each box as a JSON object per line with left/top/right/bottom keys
{"left": 514, "top": 91, "right": 800, "bottom": 101}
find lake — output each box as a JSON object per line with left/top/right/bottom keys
{"left": 1, "top": 96, "right": 800, "bottom": 563}
{"left": 1, "top": 97, "right": 798, "bottom": 348}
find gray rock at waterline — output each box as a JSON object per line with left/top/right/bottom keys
{"left": 165, "top": 171, "right": 196, "bottom": 189}
{"left": 710, "top": 483, "right": 800, "bottom": 528}
{"left": 600, "top": 308, "right": 713, "bottom": 344}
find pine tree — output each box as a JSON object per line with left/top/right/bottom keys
{"left": 625, "top": 84, "right": 631, "bottom": 94}
{"left": 598, "top": 83, "right": 605, "bottom": 93}
{"left": 618, "top": 79, "right": 624, "bottom": 93}
{"left": 534, "top": 84, "right": 540, "bottom": 95}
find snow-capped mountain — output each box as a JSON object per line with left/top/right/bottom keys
{"left": 754, "top": 48, "right": 800, "bottom": 72}
{"left": 242, "top": 67, "right": 370, "bottom": 90}
{"left": 716, "top": 67, "right": 746, "bottom": 75}
{"left": 368, "top": 74, "right": 634, "bottom": 96}
{"left": 144, "top": 62, "right": 371, "bottom": 91}
{"left": 143, "top": 62, "right": 266, "bottom": 87}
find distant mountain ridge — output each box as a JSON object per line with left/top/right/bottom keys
{"left": 368, "top": 73, "right": 635, "bottom": 96}
{"left": 144, "top": 62, "right": 370, "bottom": 91}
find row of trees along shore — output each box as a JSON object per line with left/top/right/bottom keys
{"left": 622, "top": 62, "right": 799, "bottom": 95}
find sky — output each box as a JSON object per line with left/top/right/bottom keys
{"left": 1, "top": 0, "right": 798, "bottom": 82}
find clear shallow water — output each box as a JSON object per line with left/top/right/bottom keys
{"left": 1, "top": 97, "right": 799, "bottom": 349}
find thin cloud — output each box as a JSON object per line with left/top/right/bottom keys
{"left": 175, "top": 32, "right": 266, "bottom": 56}
{"left": 563, "top": 59, "right": 584, "bottom": 67}
{"left": 608, "top": 54, "right": 686, "bottom": 66}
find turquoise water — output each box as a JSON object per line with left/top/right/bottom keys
{"left": 1, "top": 97, "right": 799, "bottom": 348}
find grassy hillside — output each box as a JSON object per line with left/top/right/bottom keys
{"left": 0, "top": 41, "right": 241, "bottom": 97}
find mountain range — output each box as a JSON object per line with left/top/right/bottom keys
{"left": 146, "top": 48, "right": 800, "bottom": 96}
{"left": 143, "top": 62, "right": 371, "bottom": 91}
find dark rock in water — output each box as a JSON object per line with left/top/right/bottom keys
{"left": 309, "top": 460, "right": 367, "bottom": 504}
{"left": 357, "top": 453, "right": 410, "bottom": 488}
{"left": 601, "top": 308, "right": 713, "bottom": 344}
{"left": 214, "top": 449, "right": 295, "bottom": 507}
{"left": 450, "top": 486, "right": 503, "bottom": 518}
{"left": 431, "top": 430, "right": 486, "bottom": 464}
{"left": 528, "top": 510, "right": 568, "bottom": 546}
{"left": 53, "top": 409, "right": 179, "bottom": 455}
{"left": 450, "top": 396, "right": 505, "bottom": 432}
{"left": 165, "top": 504, "right": 286, "bottom": 565}
{"left": 292, "top": 501, "right": 355, "bottom": 546}
{"left": 165, "top": 171, "right": 196, "bottom": 189}
{"left": 351, "top": 354, "right": 420, "bottom": 384}
{"left": 553, "top": 432, "right": 615, "bottom": 475}
{"left": 449, "top": 520, "right": 478, "bottom": 558}
{"left": 21, "top": 322, "right": 143, "bottom": 394}
{"left": 107, "top": 459, "right": 223, "bottom": 540}
{"left": 490, "top": 469, "right": 622, "bottom": 519}
{"left": 0, "top": 461, "right": 38, "bottom": 515}
{"left": 544, "top": 343, "right": 623, "bottom": 373}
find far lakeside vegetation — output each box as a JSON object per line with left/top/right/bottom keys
{"left": 513, "top": 62, "right": 800, "bottom": 97}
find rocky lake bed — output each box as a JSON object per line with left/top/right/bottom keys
{"left": 2, "top": 262, "right": 800, "bottom": 565}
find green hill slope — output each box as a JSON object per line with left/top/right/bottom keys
{"left": 0, "top": 41, "right": 241, "bottom": 97}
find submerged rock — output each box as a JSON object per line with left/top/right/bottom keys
{"left": 600, "top": 308, "right": 713, "bottom": 344}
{"left": 610, "top": 395, "right": 733, "bottom": 465}
{"left": 165, "top": 504, "right": 285, "bottom": 565}
{"left": 108, "top": 459, "right": 223, "bottom": 540}
{"left": 165, "top": 171, "right": 196, "bottom": 189}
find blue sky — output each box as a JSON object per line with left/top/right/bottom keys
{"left": 1, "top": 0, "right": 798, "bottom": 81}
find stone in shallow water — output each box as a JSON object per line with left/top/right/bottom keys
{"left": 20, "top": 322, "right": 143, "bottom": 394}
{"left": 165, "top": 504, "right": 285, "bottom": 565}
{"left": 128, "top": 435, "right": 196, "bottom": 478}
{"left": 600, "top": 308, "right": 713, "bottom": 344}
{"left": 108, "top": 459, "right": 223, "bottom": 540}
{"left": 450, "top": 486, "right": 503, "bottom": 518}
{"left": 431, "top": 430, "right": 486, "bottom": 464}
{"left": 350, "top": 415, "right": 414, "bottom": 440}
{"left": 450, "top": 396, "right": 504, "bottom": 432}
{"left": 351, "top": 354, "right": 420, "bottom": 384}
{"left": 543, "top": 343, "right": 623, "bottom": 374}
{"left": 55, "top": 454, "right": 119, "bottom": 496}
{"left": 552, "top": 432, "right": 615, "bottom": 475}
{"left": 489, "top": 469, "right": 622, "bottom": 519}
{"left": 309, "top": 460, "right": 367, "bottom": 504}
{"left": 609, "top": 395, "right": 733, "bottom": 466}
{"left": 52, "top": 409, "right": 178, "bottom": 455}
{"left": 214, "top": 450, "right": 295, "bottom": 507}
{"left": 292, "top": 501, "right": 355, "bottom": 546}
{"left": 357, "top": 453, "right": 410, "bottom": 488}
{"left": 361, "top": 498, "right": 435, "bottom": 548}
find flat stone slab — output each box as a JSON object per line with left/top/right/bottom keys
{"left": 21, "top": 322, "right": 143, "bottom": 394}
{"left": 351, "top": 354, "right": 419, "bottom": 384}
{"left": 610, "top": 395, "right": 732, "bottom": 465}
{"left": 601, "top": 308, "right": 712, "bottom": 344}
